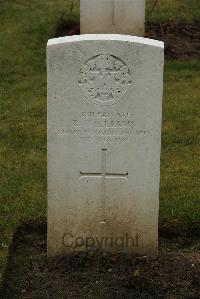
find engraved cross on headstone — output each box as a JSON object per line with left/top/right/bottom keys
{"left": 80, "top": 149, "right": 128, "bottom": 223}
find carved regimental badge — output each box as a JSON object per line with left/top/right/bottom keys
{"left": 78, "top": 54, "right": 132, "bottom": 105}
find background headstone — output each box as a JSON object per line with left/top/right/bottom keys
{"left": 80, "top": 0, "right": 145, "bottom": 36}
{"left": 47, "top": 35, "right": 164, "bottom": 257}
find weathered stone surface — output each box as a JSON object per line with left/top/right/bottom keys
{"left": 47, "top": 35, "right": 164, "bottom": 257}
{"left": 80, "top": 0, "right": 145, "bottom": 36}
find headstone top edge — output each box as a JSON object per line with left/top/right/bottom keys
{"left": 47, "top": 34, "right": 164, "bottom": 49}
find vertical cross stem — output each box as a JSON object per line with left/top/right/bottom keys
{"left": 100, "top": 149, "right": 107, "bottom": 223}
{"left": 80, "top": 149, "right": 128, "bottom": 224}
{"left": 111, "top": 0, "right": 115, "bottom": 25}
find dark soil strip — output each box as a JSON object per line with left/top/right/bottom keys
{"left": 146, "top": 21, "right": 200, "bottom": 59}
{"left": 1, "top": 222, "right": 200, "bottom": 298}
{"left": 54, "top": 20, "right": 200, "bottom": 59}
{"left": 54, "top": 18, "right": 80, "bottom": 37}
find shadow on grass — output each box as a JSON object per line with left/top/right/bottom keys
{"left": 0, "top": 221, "right": 47, "bottom": 298}
{"left": 0, "top": 221, "right": 199, "bottom": 298}
{"left": 54, "top": 13, "right": 80, "bottom": 37}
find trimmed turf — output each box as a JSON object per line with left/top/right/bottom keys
{"left": 160, "top": 60, "right": 200, "bottom": 224}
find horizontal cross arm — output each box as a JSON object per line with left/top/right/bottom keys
{"left": 106, "top": 172, "right": 128, "bottom": 178}
{"left": 80, "top": 171, "right": 102, "bottom": 177}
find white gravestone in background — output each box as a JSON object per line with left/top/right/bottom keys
{"left": 47, "top": 35, "right": 164, "bottom": 257}
{"left": 80, "top": 0, "right": 145, "bottom": 36}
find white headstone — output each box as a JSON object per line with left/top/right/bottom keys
{"left": 80, "top": 0, "right": 145, "bottom": 36}
{"left": 47, "top": 35, "right": 164, "bottom": 257}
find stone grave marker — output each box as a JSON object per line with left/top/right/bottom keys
{"left": 80, "top": 0, "right": 145, "bottom": 36}
{"left": 47, "top": 34, "right": 164, "bottom": 257}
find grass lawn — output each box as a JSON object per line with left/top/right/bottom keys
{"left": 0, "top": 0, "right": 199, "bottom": 284}
{"left": 161, "top": 60, "right": 200, "bottom": 225}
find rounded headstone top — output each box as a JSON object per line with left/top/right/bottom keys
{"left": 47, "top": 34, "right": 164, "bottom": 49}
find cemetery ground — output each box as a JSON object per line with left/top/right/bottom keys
{"left": 0, "top": 0, "right": 199, "bottom": 297}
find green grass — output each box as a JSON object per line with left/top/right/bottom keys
{"left": 0, "top": 0, "right": 199, "bottom": 283}
{"left": 160, "top": 60, "right": 200, "bottom": 224}
{"left": 0, "top": 0, "right": 79, "bottom": 282}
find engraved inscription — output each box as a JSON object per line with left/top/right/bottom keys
{"left": 80, "top": 149, "right": 128, "bottom": 223}
{"left": 57, "top": 111, "right": 152, "bottom": 143}
{"left": 78, "top": 55, "right": 132, "bottom": 105}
